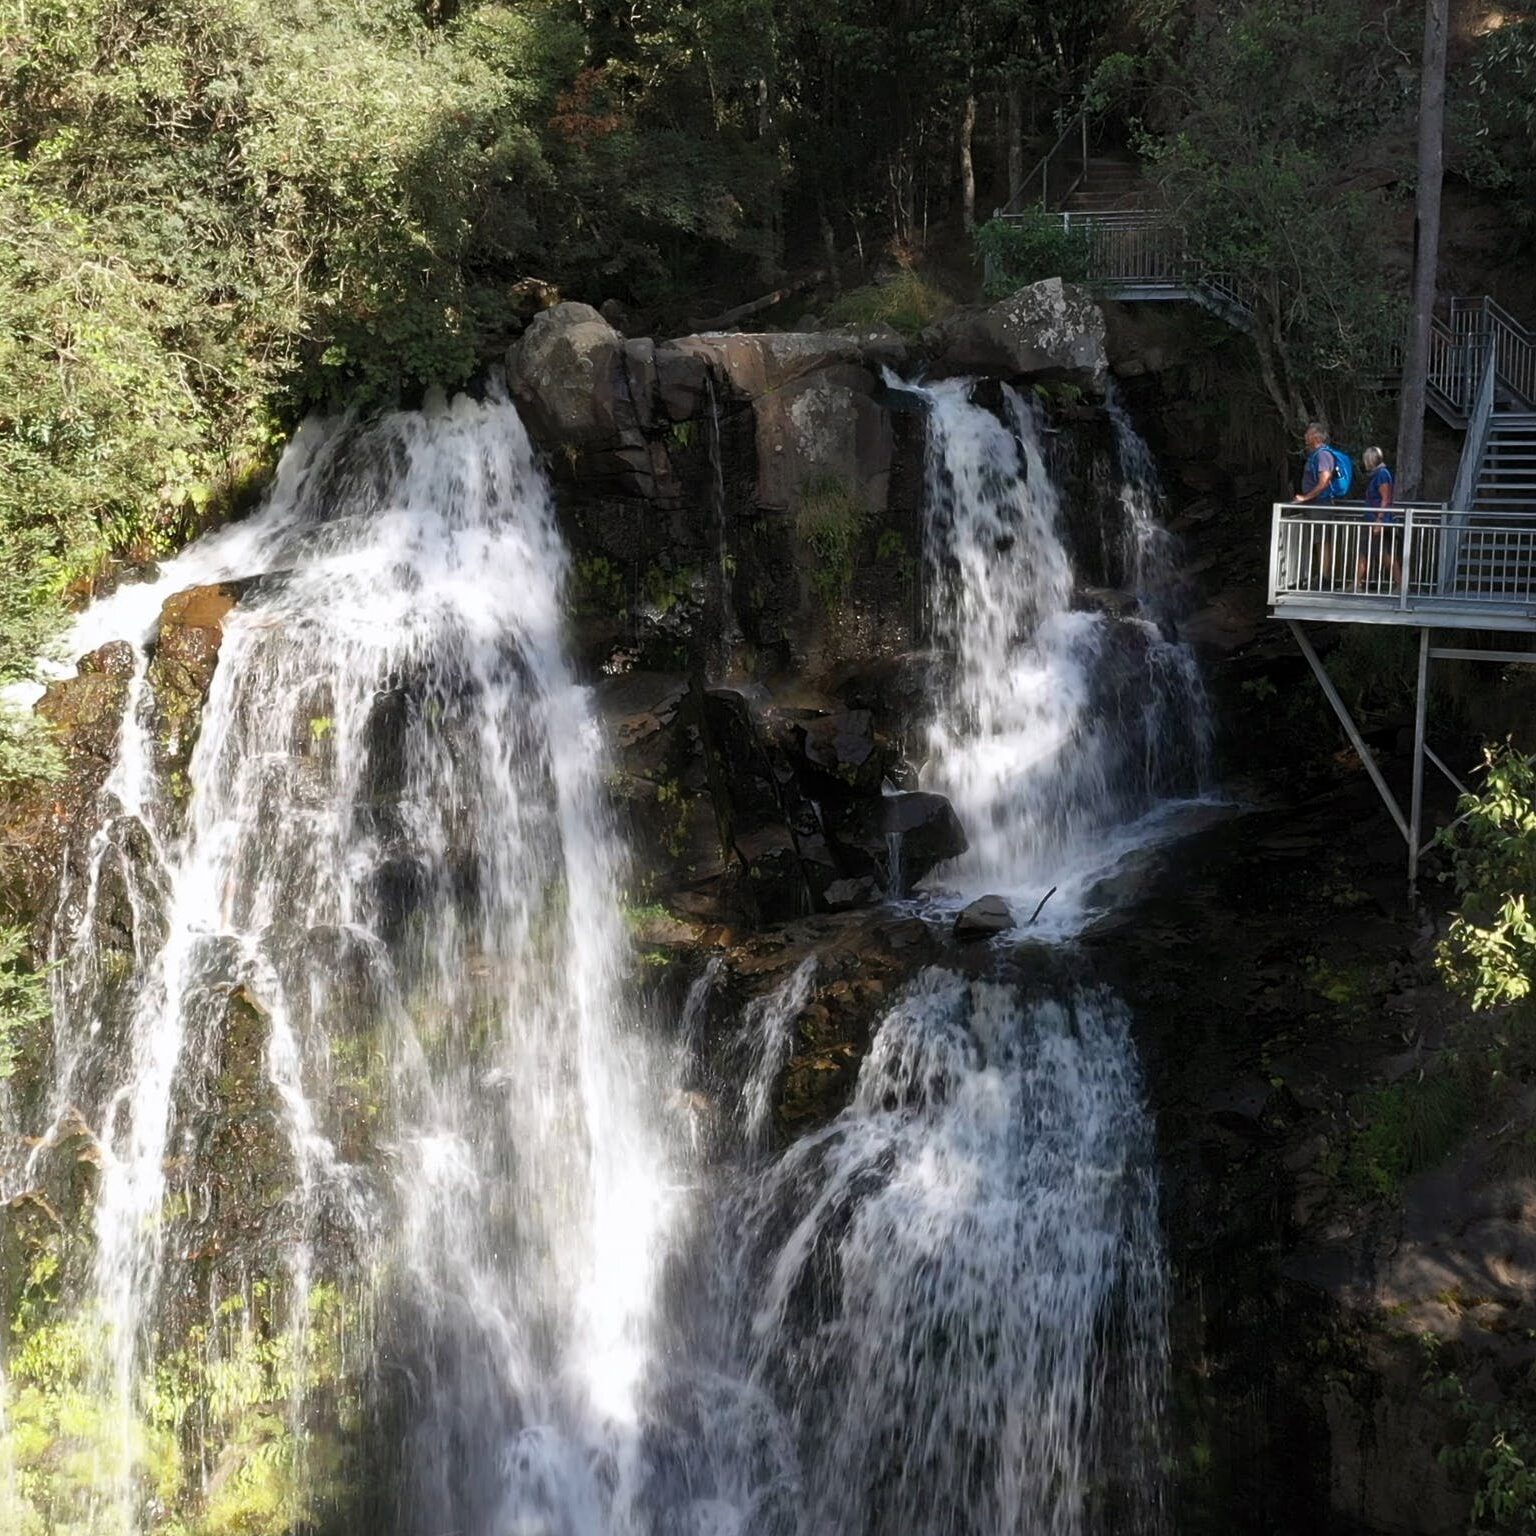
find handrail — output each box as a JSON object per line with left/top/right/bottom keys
{"left": 998, "top": 109, "right": 1089, "bottom": 218}
{"left": 1444, "top": 296, "right": 1536, "bottom": 409}
{"left": 1452, "top": 340, "right": 1498, "bottom": 511}
{"left": 1269, "top": 500, "right": 1536, "bottom": 618}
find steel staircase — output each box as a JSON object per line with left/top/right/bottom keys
{"left": 997, "top": 125, "right": 1536, "bottom": 530}
{"left": 1474, "top": 412, "right": 1536, "bottom": 514}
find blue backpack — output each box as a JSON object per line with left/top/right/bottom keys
{"left": 1329, "top": 446, "right": 1355, "bottom": 499}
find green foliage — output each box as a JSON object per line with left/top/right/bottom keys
{"left": 1119, "top": 0, "right": 1409, "bottom": 430}
{"left": 1, "top": 1271, "right": 358, "bottom": 1536}
{"left": 1342, "top": 1070, "right": 1480, "bottom": 1199}
{"left": 975, "top": 213, "right": 1093, "bottom": 298}
{"left": 0, "top": 924, "right": 50, "bottom": 1082}
{"left": 1457, "top": 13, "right": 1536, "bottom": 243}
{"left": 822, "top": 271, "right": 954, "bottom": 337}
{"left": 796, "top": 474, "right": 869, "bottom": 605}
{"left": 1438, "top": 746, "right": 1536, "bottom": 1013}
{"left": 1432, "top": 1350, "right": 1536, "bottom": 1534}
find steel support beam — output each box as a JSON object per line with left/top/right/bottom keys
{"left": 1428, "top": 647, "right": 1536, "bottom": 665}
{"left": 1408, "top": 627, "right": 1431, "bottom": 893}
{"left": 1286, "top": 620, "right": 1411, "bottom": 845}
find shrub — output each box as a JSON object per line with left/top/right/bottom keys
{"left": 974, "top": 213, "right": 1094, "bottom": 299}
{"left": 822, "top": 271, "right": 954, "bottom": 337}
{"left": 796, "top": 474, "right": 869, "bottom": 605}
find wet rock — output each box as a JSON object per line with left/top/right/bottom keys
{"left": 953, "top": 894, "right": 1014, "bottom": 940}
{"left": 168, "top": 986, "right": 297, "bottom": 1267}
{"left": 829, "top": 790, "right": 967, "bottom": 891}
{"left": 0, "top": 641, "right": 136, "bottom": 942}
{"left": 752, "top": 365, "right": 893, "bottom": 517}
{"left": 924, "top": 277, "right": 1108, "bottom": 389}
{"left": 785, "top": 709, "right": 887, "bottom": 798}
{"left": 148, "top": 582, "right": 242, "bottom": 799}
{"left": 823, "top": 876, "right": 879, "bottom": 912}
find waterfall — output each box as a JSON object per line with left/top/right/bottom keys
{"left": 662, "top": 967, "right": 1167, "bottom": 1536}
{"left": 6, "top": 387, "right": 689, "bottom": 1534}
{"left": 5, "top": 371, "right": 1185, "bottom": 1536}
{"left": 917, "top": 379, "right": 1211, "bottom": 922}
{"left": 1106, "top": 385, "right": 1185, "bottom": 624}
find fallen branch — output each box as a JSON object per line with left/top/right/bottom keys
{"left": 691, "top": 270, "right": 827, "bottom": 332}
{"left": 1028, "top": 886, "right": 1057, "bottom": 925}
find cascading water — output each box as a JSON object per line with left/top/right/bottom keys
{"left": 1106, "top": 384, "right": 1185, "bottom": 624}
{"left": 656, "top": 965, "right": 1167, "bottom": 1536}
{"left": 917, "top": 378, "right": 1211, "bottom": 921}
{"left": 4, "top": 368, "right": 1188, "bottom": 1536}
{"left": 4, "top": 386, "right": 690, "bottom": 1534}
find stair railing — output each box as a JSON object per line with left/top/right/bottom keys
{"left": 1447, "top": 296, "right": 1536, "bottom": 408}
{"left": 997, "top": 109, "right": 1090, "bottom": 218}
{"left": 1442, "top": 337, "right": 1498, "bottom": 589}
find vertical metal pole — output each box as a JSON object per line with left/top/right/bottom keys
{"left": 1081, "top": 111, "right": 1089, "bottom": 186}
{"left": 1408, "top": 626, "right": 1431, "bottom": 896}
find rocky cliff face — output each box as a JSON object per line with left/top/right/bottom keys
{"left": 0, "top": 287, "right": 1505, "bottom": 1536}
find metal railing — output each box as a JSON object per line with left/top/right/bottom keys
{"left": 1046, "top": 210, "right": 1256, "bottom": 323}
{"left": 999, "top": 109, "right": 1089, "bottom": 217}
{"left": 1429, "top": 298, "right": 1536, "bottom": 421}
{"left": 1268, "top": 502, "right": 1536, "bottom": 614}
{"left": 1451, "top": 296, "right": 1536, "bottom": 407}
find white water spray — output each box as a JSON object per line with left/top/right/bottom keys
{"left": 8, "top": 387, "right": 689, "bottom": 1534}
{"left": 917, "top": 379, "right": 1210, "bottom": 921}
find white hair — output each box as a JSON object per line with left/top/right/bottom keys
{"left": 1363, "top": 446, "right": 1385, "bottom": 471}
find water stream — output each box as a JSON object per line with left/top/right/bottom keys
{"left": 917, "top": 379, "right": 1211, "bottom": 926}
{"left": 3, "top": 376, "right": 1189, "bottom": 1535}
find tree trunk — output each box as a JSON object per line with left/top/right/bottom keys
{"left": 960, "top": 93, "right": 978, "bottom": 234}
{"left": 818, "top": 193, "right": 841, "bottom": 295}
{"left": 1396, "top": 0, "right": 1449, "bottom": 499}
{"left": 1007, "top": 89, "right": 1025, "bottom": 211}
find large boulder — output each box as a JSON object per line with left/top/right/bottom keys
{"left": 925, "top": 277, "right": 1107, "bottom": 388}
{"left": 829, "top": 790, "right": 968, "bottom": 893}
{"left": 506, "top": 301, "right": 626, "bottom": 445}
{"left": 753, "top": 365, "right": 893, "bottom": 515}
{"left": 954, "top": 894, "right": 1015, "bottom": 940}
{"left": 781, "top": 709, "right": 888, "bottom": 798}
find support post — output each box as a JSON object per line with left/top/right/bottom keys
{"left": 1287, "top": 621, "right": 1410, "bottom": 845}
{"left": 1408, "top": 627, "right": 1430, "bottom": 895}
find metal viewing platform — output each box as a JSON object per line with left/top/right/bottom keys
{"left": 1268, "top": 502, "right": 1536, "bottom": 633}
{"left": 1266, "top": 500, "right": 1536, "bottom": 891}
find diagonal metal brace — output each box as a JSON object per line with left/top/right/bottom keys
{"left": 1286, "top": 620, "right": 1411, "bottom": 845}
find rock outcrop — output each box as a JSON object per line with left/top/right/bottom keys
{"left": 597, "top": 671, "right": 963, "bottom": 925}
{"left": 0, "top": 641, "right": 136, "bottom": 945}
{"left": 925, "top": 277, "right": 1108, "bottom": 388}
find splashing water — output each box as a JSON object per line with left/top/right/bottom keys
{"left": 663, "top": 967, "right": 1167, "bottom": 1536}
{"left": 6, "top": 386, "right": 690, "bottom": 1534}
{"left": 916, "top": 379, "right": 1211, "bottom": 922}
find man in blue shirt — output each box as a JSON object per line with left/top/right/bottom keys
{"left": 1294, "top": 422, "right": 1338, "bottom": 504}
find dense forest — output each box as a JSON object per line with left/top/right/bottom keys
{"left": 2, "top": 0, "right": 1533, "bottom": 748}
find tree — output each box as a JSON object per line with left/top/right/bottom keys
{"left": 1397, "top": 0, "right": 1449, "bottom": 499}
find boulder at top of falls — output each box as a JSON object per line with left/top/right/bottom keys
{"left": 506, "top": 301, "right": 623, "bottom": 444}
{"left": 953, "top": 894, "right": 1015, "bottom": 941}
{"left": 924, "top": 277, "right": 1107, "bottom": 388}
{"left": 669, "top": 328, "right": 910, "bottom": 402}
